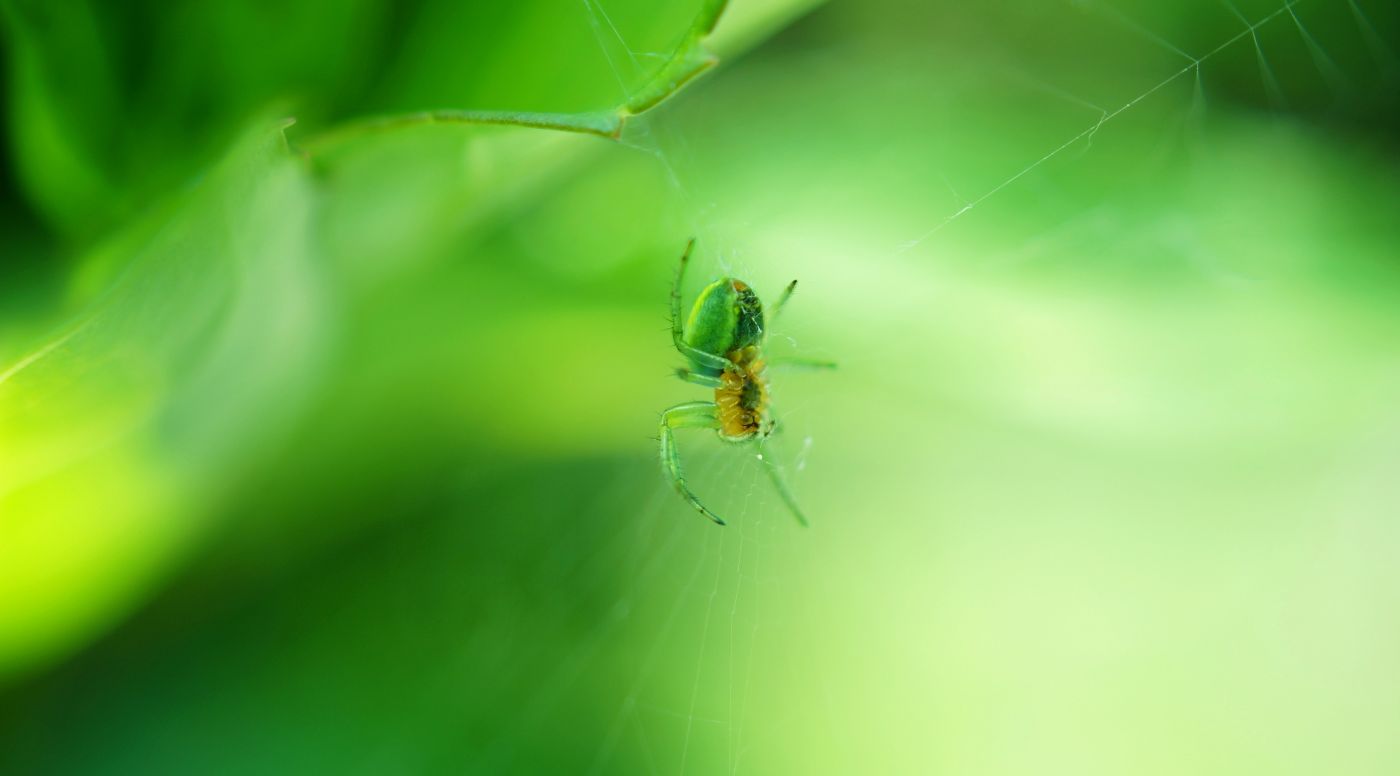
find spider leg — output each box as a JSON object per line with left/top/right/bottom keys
{"left": 765, "top": 280, "right": 835, "bottom": 370}
{"left": 674, "top": 367, "right": 725, "bottom": 388}
{"left": 660, "top": 401, "right": 726, "bottom": 525}
{"left": 767, "top": 279, "right": 798, "bottom": 332}
{"left": 672, "top": 238, "right": 741, "bottom": 375}
{"left": 767, "top": 357, "right": 837, "bottom": 371}
{"left": 756, "top": 437, "right": 810, "bottom": 527}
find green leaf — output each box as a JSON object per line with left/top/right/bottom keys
{"left": 0, "top": 0, "right": 825, "bottom": 682}
{"left": 0, "top": 123, "right": 324, "bottom": 678}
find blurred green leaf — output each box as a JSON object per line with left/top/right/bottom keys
{"left": 2, "top": 0, "right": 1398, "bottom": 773}
{"left": 0, "top": 0, "right": 823, "bottom": 682}
{"left": 0, "top": 122, "right": 323, "bottom": 677}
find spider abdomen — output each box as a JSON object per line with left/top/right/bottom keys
{"left": 682, "top": 277, "right": 765, "bottom": 375}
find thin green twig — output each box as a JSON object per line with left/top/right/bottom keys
{"left": 301, "top": 0, "right": 729, "bottom": 158}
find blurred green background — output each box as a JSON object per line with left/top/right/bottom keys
{"left": 2, "top": 0, "right": 1398, "bottom": 773}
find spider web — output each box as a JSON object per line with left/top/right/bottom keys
{"left": 576, "top": 10, "right": 815, "bottom": 775}
{"left": 2, "top": 1, "right": 1393, "bottom": 773}
{"left": 505, "top": 0, "right": 1400, "bottom": 773}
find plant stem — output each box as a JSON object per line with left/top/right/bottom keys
{"left": 301, "top": 0, "right": 730, "bottom": 158}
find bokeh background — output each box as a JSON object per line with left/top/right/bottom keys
{"left": 2, "top": 0, "right": 1399, "bottom": 773}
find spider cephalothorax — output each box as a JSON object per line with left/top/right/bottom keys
{"left": 716, "top": 348, "right": 768, "bottom": 440}
{"left": 658, "top": 239, "right": 834, "bottom": 526}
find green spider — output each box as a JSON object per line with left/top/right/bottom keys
{"left": 659, "top": 239, "right": 834, "bottom": 526}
